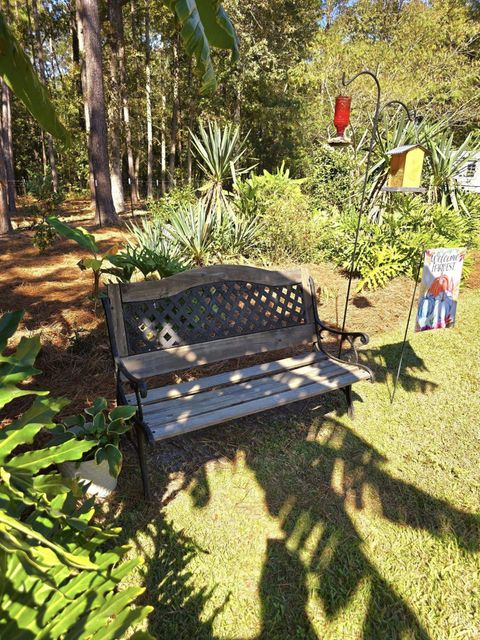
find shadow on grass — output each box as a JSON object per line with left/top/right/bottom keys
{"left": 102, "top": 381, "right": 479, "bottom": 640}
{"left": 363, "top": 339, "right": 438, "bottom": 396}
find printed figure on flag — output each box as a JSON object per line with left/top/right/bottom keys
{"left": 415, "top": 248, "right": 466, "bottom": 332}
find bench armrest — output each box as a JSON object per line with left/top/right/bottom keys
{"left": 314, "top": 318, "right": 369, "bottom": 347}
{"left": 115, "top": 358, "right": 148, "bottom": 399}
{"left": 308, "top": 276, "right": 372, "bottom": 376}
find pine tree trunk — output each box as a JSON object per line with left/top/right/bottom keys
{"left": 31, "top": 0, "right": 58, "bottom": 192}
{"left": 1, "top": 81, "right": 16, "bottom": 212}
{"left": 0, "top": 131, "right": 11, "bottom": 234}
{"left": 145, "top": 1, "right": 153, "bottom": 200}
{"left": 109, "top": 0, "right": 139, "bottom": 204}
{"left": 70, "top": 7, "right": 85, "bottom": 131}
{"left": 107, "top": 0, "right": 125, "bottom": 213}
{"left": 186, "top": 61, "right": 193, "bottom": 184}
{"left": 78, "top": 0, "right": 120, "bottom": 226}
{"left": 168, "top": 35, "right": 179, "bottom": 190}
{"left": 75, "top": 2, "right": 95, "bottom": 205}
{"left": 161, "top": 91, "right": 167, "bottom": 195}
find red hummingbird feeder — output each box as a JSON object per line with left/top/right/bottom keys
{"left": 329, "top": 95, "right": 352, "bottom": 146}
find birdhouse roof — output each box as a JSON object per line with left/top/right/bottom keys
{"left": 386, "top": 144, "right": 427, "bottom": 156}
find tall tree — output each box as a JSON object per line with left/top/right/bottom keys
{"left": 0, "top": 135, "right": 11, "bottom": 233}
{"left": 109, "top": 0, "right": 139, "bottom": 204}
{"left": 1, "top": 80, "right": 16, "bottom": 212}
{"left": 77, "top": 0, "right": 120, "bottom": 225}
{"left": 75, "top": 2, "right": 95, "bottom": 207}
{"left": 30, "top": 0, "right": 58, "bottom": 192}
{"left": 107, "top": 0, "right": 125, "bottom": 212}
{"left": 145, "top": 0, "right": 153, "bottom": 199}
{"left": 168, "top": 33, "right": 179, "bottom": 190}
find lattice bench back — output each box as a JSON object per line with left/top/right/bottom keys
{"left": 105, "top": 265, "right": 316, "bottom": 377}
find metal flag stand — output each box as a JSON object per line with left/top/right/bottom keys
{"left": 334, "top": 70, "right": 418, "bottom": 357}
{"left": 390, "top": 249, "right": 424, "bottom": 404}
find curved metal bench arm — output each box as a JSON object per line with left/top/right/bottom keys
{"left": 309, "top": 277, "right": 374, "bottom": 379}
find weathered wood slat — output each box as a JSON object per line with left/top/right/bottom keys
{"left": 143, "top": 360, "right": 366, "bottom": 424}
{"left": 107, "top": 284, "right": 128, "bottom": 357}
{"left": 148, "top": 369, "right": 369, "bottom": 441}
{"left": 125, "top": 351, "right": 328, "bottom": 405}
{"left": 119, "top": 265, "right": 304, "bottom": 302}
{"left": 119, "top": 324, "right": 317, "bottom": 378}
{"left": 300, "top": 267, "right": 315, "bottom": 324}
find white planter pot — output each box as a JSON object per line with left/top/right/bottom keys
{"left": 60, "top": 459, "right": 117, "bottom": 498}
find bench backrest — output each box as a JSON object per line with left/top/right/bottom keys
{"left": 104, "top": 265, "right": 316, "bottom": 378}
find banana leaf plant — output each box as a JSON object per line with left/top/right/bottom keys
{"left": 165, "top": 0, "right": 239, "bottom": 94}
{"left": 0, "top": 311, "right": 153, "bottom": 639}
{"left": 0, "top": 12, "right": 68, "bottom": 142}
{"left": 47, "top": 216, "right": 118, "bottom": 298}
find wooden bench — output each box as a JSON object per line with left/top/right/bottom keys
{"left": 102, "top": 265, "right": 373, "bottom": 497}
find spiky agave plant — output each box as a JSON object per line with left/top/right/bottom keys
{"left": 424, "top": 129, "right": 480, "bottom": 212}
{"left": 190, "top": 121, "right": 256, "bottom": 218}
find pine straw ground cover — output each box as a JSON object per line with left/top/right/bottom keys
{"left": 1, "top": 206, "right": 480, "bottom": 638}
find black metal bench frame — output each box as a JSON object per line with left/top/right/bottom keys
{"left": 102, "top": 265, "right": 373, "bottom": 498}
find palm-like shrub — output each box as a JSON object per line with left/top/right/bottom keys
{"left": 168, "top": 202, "right": 217, "bottom": 266}
{"left": 190, "top": 122, "right": 254, "bottom": 216}
{"left": 0, "top": 311, "right": 153, "bottom": 639}
{"left": 425, "top": 130, "right": 480, "bottom": 211}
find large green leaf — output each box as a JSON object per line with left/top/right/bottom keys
{"left": 0, "top": 310, "right": 23, "bottom": 351}
{"left": 8, "top": 439, "right": 95, "bottom": 473}
{"left": 0, "top": 385, "right": 48, "bottom": 411}
{"left": 46, "top": 217, "right": 99, "bottom": 254}
{"left": 164, "top": 0, "right": 239, "bottom": 94}
{"left": 0, "top": 512, "right": 97, "bottom": 569}
{"left": 0, "top": 12, "right": 69, "bottom": 143}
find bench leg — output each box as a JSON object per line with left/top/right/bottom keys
{"left": 344, "top": 385, "right": 354, "bottom": 419}
{"left": 135, "top": 422, "right": 151, "bottom": 500}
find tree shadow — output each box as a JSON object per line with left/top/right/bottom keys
{"left": 171, "top": 397, "right": 479, "bottom": 639}
{"left": 251, "top": 414, "right": 478, "bottom": 638}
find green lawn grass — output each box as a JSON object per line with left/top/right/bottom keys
{"left": 111, "top": 289, "right": 480, "bottom": 640}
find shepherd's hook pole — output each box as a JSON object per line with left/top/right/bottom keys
{"left": 390, "top": 249, "right": 424, "bottom": 404}
{"left": 338, "top": 70, "right": 381, "bottom": 356}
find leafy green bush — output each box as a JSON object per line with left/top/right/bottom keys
{"left": 300, "top": 144, "right": 356, "bottom": 212}
{"left": 0, "top": 311, "right": 153, "bottom": 639}
{"left": 234, "top": 164, "right": 317, "bottom": 262}
{"left": 317, "top": 196, "right": 480, "bottom": 291}
{"left": 147, "top": 185, "right": 196, "bottom": 223}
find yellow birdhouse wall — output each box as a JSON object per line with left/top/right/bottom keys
{"left": 387, "top": 147, "right": 425, "bottom": 189}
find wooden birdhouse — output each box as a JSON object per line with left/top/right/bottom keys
{"left": 382, "top": 144, "right": 427, "bottom": 193}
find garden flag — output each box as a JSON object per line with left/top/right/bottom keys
{"left": 415, "top": 248, "right": 466, "bottom": 332}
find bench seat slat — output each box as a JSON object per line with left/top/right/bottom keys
{"left": 142, "top": 358, "right": 361, "bottom": 422}
{"left": 148, "top": 368, "right": 369, "bottom": 441}
{"left": 119, "top": 324, "right": 316, "bottom": 378}
{"left": 125, "top": 351, "right": 329, "bottom": 405}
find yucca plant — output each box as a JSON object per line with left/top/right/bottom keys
{"left": 425, "top": 130, "right": 480, "bottom": 212}
{"left": 190, "top": 122, "right": 255, "bottom": 217}
{"left": 167, "top": 202, "right": 217, "bottom": 266}
{"left": 0, "top": 310, "right": 153, "bottom": 639}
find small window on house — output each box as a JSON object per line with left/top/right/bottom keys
{"left": 465, "top": 162, "right": 476, "bottom": 178}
